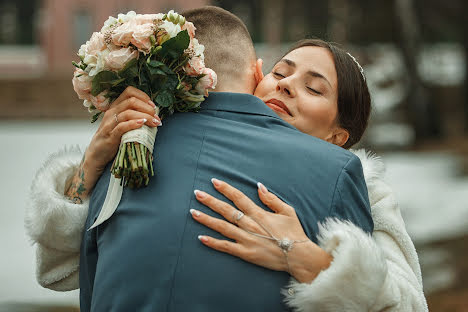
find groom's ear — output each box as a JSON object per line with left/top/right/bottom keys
{"left": 254, "top": 58, "right": 264, "bottom": 84}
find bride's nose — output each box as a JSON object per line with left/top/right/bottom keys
{"left": 276, "top": 78, "right": 294, "bottom": 97}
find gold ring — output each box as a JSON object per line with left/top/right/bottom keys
{"left": 114, "top": 113, "right": 119, "bottom": 124}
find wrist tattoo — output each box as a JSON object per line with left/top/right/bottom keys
{"left": 66, "top": 155, "right": 87, "bottom": 204}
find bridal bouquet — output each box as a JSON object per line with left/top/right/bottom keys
{"left": 72, "top": 10, "right": 217, "bottom": 188}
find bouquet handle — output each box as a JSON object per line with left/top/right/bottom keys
{"left": 88, "top": 121, "right": 159, "bottom": 230}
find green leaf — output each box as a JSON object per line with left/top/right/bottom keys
{"left": 159, "top": 30, "right": 190, "bottom": 59}
{"left": 147, "top": 60, "right": 165, "bottom": 68}
{"left": 148, "top": 66, "right": 166, "bottom": 76}
{"left": 91, "top": 71, "right": 118, "bottom": 96}
{"left": 156, "top": 90, "right": 175, "bottom": 108}
{"left": 91, "top": 111, "right": 102, "bottom": 123}
{"left": 118, "top": 58, "right": 139, "bottom": 79}
{"left": 163, "top": 74, "right": 179, "bottom": 91}
{"left": 110, "top": 77, "right": 126, "bottom": 87}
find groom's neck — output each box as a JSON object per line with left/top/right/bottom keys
{"left": 214, "top": 79, "right": 255, "bottom": 95}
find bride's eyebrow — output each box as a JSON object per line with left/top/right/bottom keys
{"left": 279, "top": 58, "right": 331, "bottom": 88}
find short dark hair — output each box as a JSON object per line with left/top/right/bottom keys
{"left": 182, "top": 6, "right": 256, "bottom": 89}
{"left": 284, "top": 39, "right": 371, "bottom": 149}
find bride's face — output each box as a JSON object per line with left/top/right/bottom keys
{"left": 254, "top": 46, "right": 340, "bottom": 141}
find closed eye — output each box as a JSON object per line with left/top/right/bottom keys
{"left": 307, "top": 86, "right": 322, "bottom": 95}
{"left": 273, "top": 72, "right": 285, "bottom": 78}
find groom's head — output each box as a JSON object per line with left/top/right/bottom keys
{"left": 183, "top": 6, "right": 261, "bottom": 94}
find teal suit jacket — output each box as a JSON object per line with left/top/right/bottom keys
{"left": 80, "top": 92, "right": 373, "bottom": 311}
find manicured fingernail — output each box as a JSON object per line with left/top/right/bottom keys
{"left": 190, "top": 209, "right": 201, "bottom": 217}
{"left": 211, "top": 178, "right": 221, "bottom": 187}
{"left": 152, "top": 118, "right": 161, "bottom": 125}
{"left": 198, "top": 235, "right": 208, "bottom": 242}
{"left": 257, "top": 182, "right": 268, "bottom": 194}
{"left": 137, "top": 118, "right": 146, "bottom": 124}
{"left": 148, "top": 100, "right": 156, "bottom": 107}
{"left": 194, "top": 190, "right": 206, "bottom": 199}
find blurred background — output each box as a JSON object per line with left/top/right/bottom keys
{"left": 1, "top": 0, "right": 467, "bottom": 311}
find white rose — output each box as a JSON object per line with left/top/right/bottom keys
{"left": 160, "top": 20, "right": 181, "bottom": 38}
{"left": 118, "top": 11, "right": 137, "bottom": 23}
{"left": 191, "top": 38, "right": 205, "bottom": 59}
{"left": 101, "top": 16, "right": 118, "bottom": 33}
{"left": 78, "top": 43, "right": 87, "bottom": 60}
{"left": 88, "top": 49, "right": 110, "bottom": 76}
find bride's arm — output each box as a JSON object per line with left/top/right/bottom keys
{"left": 193, "top": 150, "right": 427, "bottom": 311}
{"left": 25, "top": 145, "right": 88, "bottom": 290}
{"left": 283, "top": 150, "right": 428, "bottom": 311}
{"left": 24, "top": 87, "right": 160, "bottom": 291}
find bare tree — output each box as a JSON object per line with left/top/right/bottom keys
{"left": 394, "top": 0, "right": 440, "bottom": 141}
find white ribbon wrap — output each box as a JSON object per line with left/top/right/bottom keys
{"left": 88, "top": 124, "right": 158, "bottom": 230}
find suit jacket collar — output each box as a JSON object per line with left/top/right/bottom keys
{"left": 201, "top": 92, "right": 289, "bottom": 121}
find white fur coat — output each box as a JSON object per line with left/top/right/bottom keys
{"left": 25, "top": 146, "right": 428, "bottom": 311}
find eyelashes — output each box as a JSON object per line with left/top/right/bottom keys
{"left": 273, "top": 72, "right": 322, "bottom": 95}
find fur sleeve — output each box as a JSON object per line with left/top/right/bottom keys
{"left": 25, "top": 145, "right": 88, "bottom": 290}
{"left": 282, "top": 149, "right": 428, "bottom": 311}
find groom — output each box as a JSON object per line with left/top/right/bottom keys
{"left": 80, "top": 6, "right": 372, "bottom": 312}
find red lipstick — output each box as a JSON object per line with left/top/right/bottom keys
{"left": 265, "top": 99, "right": 292, "bottom": 116}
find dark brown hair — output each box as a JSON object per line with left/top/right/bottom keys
{"left": 284, "top": 39, "right": 371, "bottom": 149}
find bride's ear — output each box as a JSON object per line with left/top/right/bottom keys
{"left": 254, "top": 58, "right": 264, "bottom": 84}
{"left": 327, "top": 128, "right": 349, "bottom": 147}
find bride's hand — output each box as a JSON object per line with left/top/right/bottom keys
{"left": 84, "top": 86, "right": 161, "bottom": 173}
{"left": 191, "top": 179, "right": 333, "bottom": 283}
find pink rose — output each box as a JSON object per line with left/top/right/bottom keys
{"left": 112, "top": 20, "right": 136, "bottom": 46}
{"left": 131, "top": 23, "right": 154, "bottom": 53}
{"left": 135, "top": 13, "right": 164, "bottom": 25}
{"left": 72, "top": 69, "right": 92, "bottom": 100}
{"left": 106, "top": 47, "right": 139, "bottom": 71}
{"left": 185, "top": 56, "right": 205, "bottom": 76}
{"left": 195, "top": 68, "right": 217, "bottom": 96}
{"left": 91, "top": 91, "right": 111, "bottom": 112}
{"left": 182, "top": 21, "right": 196, "bottom": 39}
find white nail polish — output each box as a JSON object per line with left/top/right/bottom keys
{"left": 194, "top": 190, "right": 199, "bottom": 196}
{"left": 190, "top": 209, "right": 200, "bottom": 217}
{"left": 257, "top": 182, "right": 268, "bottom": 194}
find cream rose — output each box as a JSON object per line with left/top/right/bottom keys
{"left": 195, "top": 68, "right": 217, "bottom": 96}
{"left": 131, "top": 23, "right": 154, "bottom": 53}
{"left": 135, "top": 13, "right": 164, "bottom": 25}
{"left": 112, "top": 19, "right": 136, "bottom": 46}
{"left": 106, "top": 47, "right": 139, "bottom": 71}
